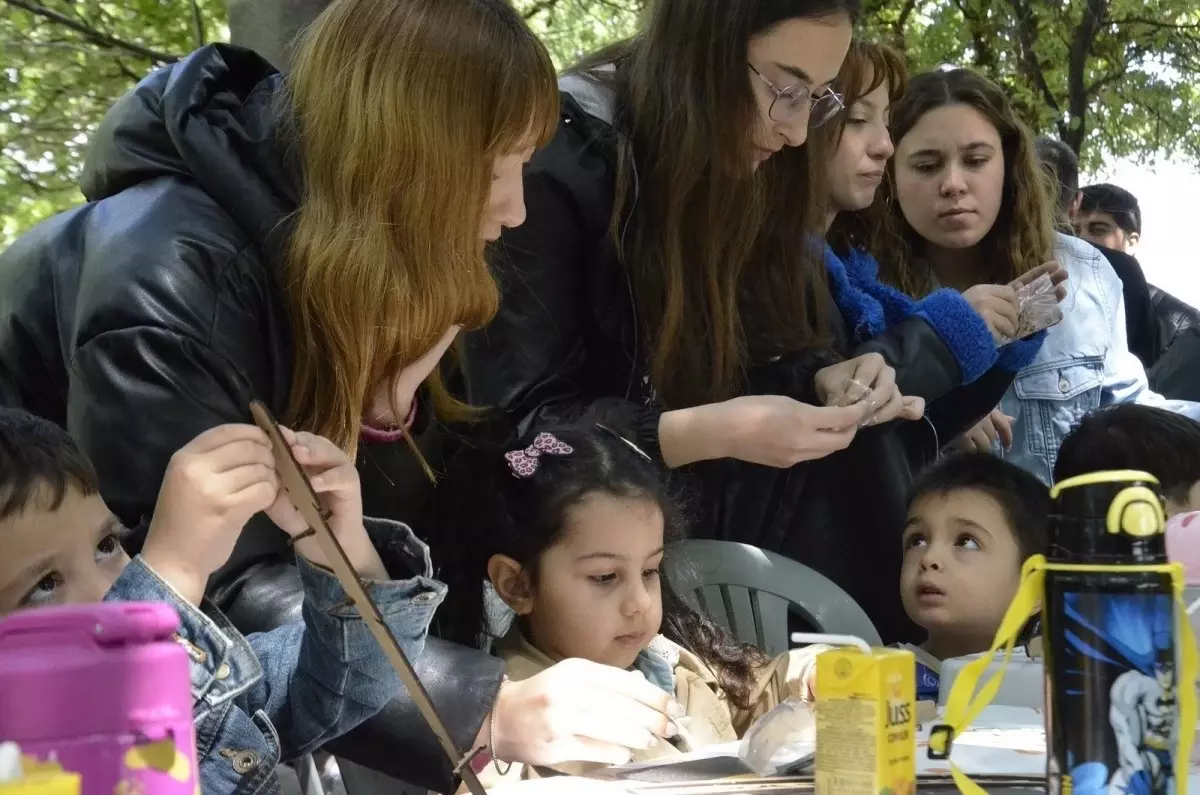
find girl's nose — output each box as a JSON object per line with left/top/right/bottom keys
{"left": 622, "top": 582, "right": 653, "bottom": 615}
{"left": 940, "top": 166, "right": 967, "bottom": 197}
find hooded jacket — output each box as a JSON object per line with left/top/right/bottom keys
{"left": 463, "top": 72, "right": 1033, "bottom": 643}
{"left": 0, "top": 44, "right": 501, "bottom": 792}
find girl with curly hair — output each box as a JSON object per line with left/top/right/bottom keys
{"left": 873, "top": 67, "right": 1198, "bottom": 482}
{"left": 437, "top": 424, "right": 826, "bottom": 786}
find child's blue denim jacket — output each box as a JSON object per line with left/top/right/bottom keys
{"left": 104, "top": 518, "right": 445, "bottom": 795}
{"left": 996, "top": 233, "right": 1200, "bottom": 482}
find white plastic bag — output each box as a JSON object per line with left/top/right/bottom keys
{"left": 999, "top": 272, "right": 1063, "bottom": 342}
{"left": 737, "top": 698, "right": 817, "bottom": 776}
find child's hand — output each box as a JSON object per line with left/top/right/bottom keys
{"left": 802, "top": 666, "right": 817, "bottom": 702}
{"left": 783, "top": 645, "right": 828, "bottom": 703}
{"left": 266, "top": 428, "right": 387, "bottom": 580}
{"left": 141, "top": 424, "right": 280, "bottom": 605}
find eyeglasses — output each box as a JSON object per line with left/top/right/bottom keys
{"left": 749, "top": 63, "right": 844, "bottom": 128}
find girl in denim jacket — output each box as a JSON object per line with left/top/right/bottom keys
{"left": 0, "top": 410, "right": 444, "bottom": 795}
{"left": 823, "top": 43, "right": 1052, "bottom": 387}
{"left": 869, "top": 67, "right": 1200, "bottom": 483}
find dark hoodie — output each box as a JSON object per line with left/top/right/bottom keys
{"left": 0, "top": 44, "right": 501, "bottom": 791}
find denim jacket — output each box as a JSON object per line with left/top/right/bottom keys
{"left": 105, "top": 518, "right": 446, "bottom": 795}
{"left": 997, "top": 233, "right": 1200, "bottom": 483}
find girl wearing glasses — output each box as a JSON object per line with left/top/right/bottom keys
{"left": 463, "top": 0, "right": 1006, "bottom": 643}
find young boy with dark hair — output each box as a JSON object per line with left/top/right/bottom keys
{"left": 1054, "top": 404, "right": 1200, "bottom": 518}
{"left": 900, "top": 452, "right": 1051, "bottom": 664}
{"left": 1077, "top": 183, "right": 1142, "bottom": 253}
{"left": 0, "top": 409, "right": 444, "bottom": 794}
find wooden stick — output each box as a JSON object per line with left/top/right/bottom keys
{"left": 249, "top": 401, "right": 488, "bottom": 795}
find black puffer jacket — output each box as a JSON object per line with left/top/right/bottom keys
{"left": 463, "top": 76, "right": 1015, "bottom": 644}
{"left": 0, "top": 44, "right": 501, "bottom": 792}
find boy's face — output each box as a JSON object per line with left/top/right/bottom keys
{"left": 499, "top": 493, "right": 666, "bottom": 670}
{"left": 1073, "top": 211, "right": 1138, "bottom": 252}
{"left": 1166, "top": 480, "right": 1200, "bottom": 519}
{"left": 0, "top": 487, "right": 129, "bottom": 616}
{"left": 900, "top": 488, "right": 1024, "bottom": 650}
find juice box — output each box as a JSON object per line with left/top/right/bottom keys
{"left": 814, "top": 646, "right": 916, "bottom": 795}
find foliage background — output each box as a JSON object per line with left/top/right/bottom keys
{"left": 1, "top": 0, "right": 1197, "bottom": 244}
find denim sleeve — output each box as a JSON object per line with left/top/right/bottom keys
{"left": 909, "top": 289, "right": 997, "bottom": 383}
{"left": 239, "top": 519, "right": 446, "bottom": 760}
{"left": 105, "top": 521, "right": 445, "bottom": 761}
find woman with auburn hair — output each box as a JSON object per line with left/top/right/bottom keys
{"left": 873, "top": 67, "right": 1200, "bottom": 483}
{"left": 463, "top": 0, "right": 1021, "bottom": 643}
{"left": 0, "top": 0, "right": 681, "bottom": 787}
{"left": 822, "top": 44, "right": 1059, "bottom": 443}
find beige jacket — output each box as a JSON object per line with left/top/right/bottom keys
{"left": 466, "top": 630, "right": 822, "bottom": 790}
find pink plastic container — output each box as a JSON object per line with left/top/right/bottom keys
{"left": 0, "top": 602, "right": 198, "bottom": 795}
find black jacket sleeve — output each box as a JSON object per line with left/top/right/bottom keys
{"left": 67, "top": 325, "right": 502, "bottom": 793}
{"left": 1100, "top": 246, "right": 1159, "bottom": 368}
{"left": 923, "top": 364, "right": 1018, "bottom": 448}
{"left": 853, "top": 316, "right": 965, "bottom": 402}
{"left": 463, "top": 119, "right": 665, "bottom": 457}
{"left": 1149, "top": 326, "right": 1200, "bottom": 401}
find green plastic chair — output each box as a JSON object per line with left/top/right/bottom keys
{"left": 666, "top": 540, "right": 882, "bottom": 656}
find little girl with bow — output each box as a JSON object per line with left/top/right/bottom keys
{"left": 436, "top": 424, "right": 825, "bottom": 787}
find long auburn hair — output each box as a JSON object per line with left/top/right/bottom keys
{"left": 871, "top": 68, "right": 1057, "bottom": 297}
{"left": 825, "top": 40, "right": 908, "bottom": 254}
{"left": 577, "top": 0, "right": 859, "bottom": 409}
{"left": 434, "top": 425, "right": 768, "bottom": 710}
{"left": 282, "top": 0, "right": 558, "bottom": 454}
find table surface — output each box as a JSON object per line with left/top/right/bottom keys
{"left": 489, "top": 705, "right": 1200, "bottom": 794}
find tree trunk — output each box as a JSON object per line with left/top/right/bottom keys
{"left": 226, "top": 0, "right": 331, "bottom": 70}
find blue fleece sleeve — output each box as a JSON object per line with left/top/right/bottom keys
{"left": 996, "top": 331, "right": 1047, "bottom": 372}
{"left": 856, "top": 275, "right": 999, "bottom": 384}
{"left": 911, "top": 289, "right": 999, "bottom": 383}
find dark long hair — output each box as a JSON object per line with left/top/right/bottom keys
{"left": 871, "top": 68, "right": 1057, "bottom": 297}
{"left": 436, "top": 424, "right": 767, "bottom": 709}
{"left": 574, "top": 0, "right": 859, "bottom": 409}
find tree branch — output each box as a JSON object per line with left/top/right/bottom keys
{"left": 1, "top": 0, "right": 178, "bottom": 62}
{"left": 189, "top": 0, "right": 206, "bottom": 48}
{"left": 1085, "top": 68, "right": 1127, "bottom": 96}
{"left": 1062, "top": 0, "right": 1108, "bottom": 153}
{"left": 952, "top": 0, "right": 999, "bottom": 74}
{"left": 522, "top": 0, "right": 561, "bottom": 20}
{"left": 1006, "top": 0, "right": 1060, "bottom": 112}
{"left": 1108, "top": 16, "right": 1200, "bottom": 30}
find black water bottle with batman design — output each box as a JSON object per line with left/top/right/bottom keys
{"left": 1042, "top": 471, "right": 1193, "bottom": 795}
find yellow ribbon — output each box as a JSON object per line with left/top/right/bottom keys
{"left": 929, "top": 554, "right": 1198, "bottom": 794}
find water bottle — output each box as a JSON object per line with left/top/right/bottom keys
{"left": 0, "top": 602, "right": 198, "bottom": 795}
{"left": 1042, "top": 471, "right": 1193, "bottom": 795}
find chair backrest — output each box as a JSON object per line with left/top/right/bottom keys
{"left": 666, "top": 539, "right": 882, "bottom": 656}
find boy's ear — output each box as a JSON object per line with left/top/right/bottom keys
{"left": 488, "top": 555, "right": 534, "bottom": 615}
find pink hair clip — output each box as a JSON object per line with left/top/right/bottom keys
{"left": 505, "top": 432, "right": 574, "bottom": 478}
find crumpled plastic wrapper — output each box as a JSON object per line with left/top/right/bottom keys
{"left": 832, "top": 378, "right": 885, "bottom": 427}
{"left": 737, "top": 698, "right": 817, "bottom": 776}
{"left": 999, "top": 273, "right": 1063, "bottom": 343}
